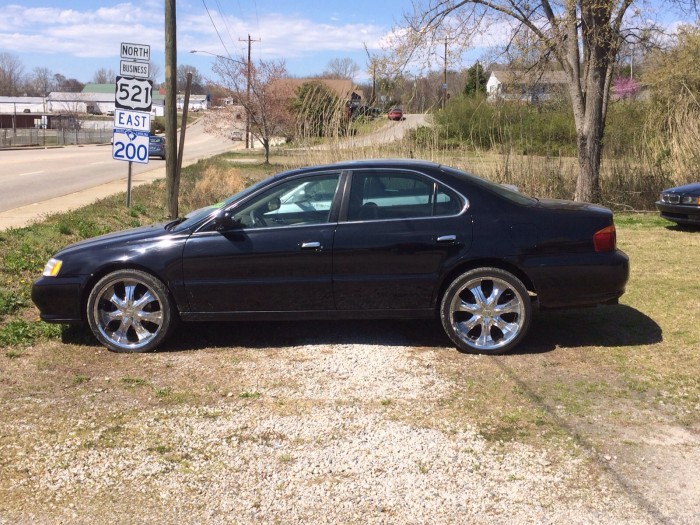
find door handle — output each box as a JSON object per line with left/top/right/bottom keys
{"left": 436, "top": 235, "right": 457, "bottom": 243}
{"left": 301, "top": 241, "right": 322, "bottom": 250}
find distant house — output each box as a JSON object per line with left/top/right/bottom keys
{"left": 0, "top": 96, "right": 45, "bottom": 114}
{"left": 176, "top": 94, "right": 209, "bottom": 112}
{"left": 270, "top": 78, "right": 363, "bottom": 104}
{"left": 486, "top": 70, "right": 568, "bottom": 103}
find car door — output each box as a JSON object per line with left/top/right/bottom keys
{"left": 332, "top": 168, "right": 470, "bottom": 311}
{"left": 181, "top": 172, "right": 343, "bottom": 313}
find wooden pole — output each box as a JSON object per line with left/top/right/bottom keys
{"left": 164, "top": 0, "right": 178, "bottom": 218}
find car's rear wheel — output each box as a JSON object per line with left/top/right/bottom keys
{"left": 86, "top": 269, "right": 177, "bottom": 353}
{"left": 440, "top": 268, "right": 531, "bottom": 354}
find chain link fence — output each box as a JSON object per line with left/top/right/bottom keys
{"left": 0, "top": 123, "right": 114, "bottom": 148}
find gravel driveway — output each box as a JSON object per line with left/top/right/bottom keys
{"left": 4, "top": 316, "right": 693, "bottom": 524}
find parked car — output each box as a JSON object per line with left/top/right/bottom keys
{"left": 387, "top": 107, "right": 403, "bottom": 121}
{"left": 149, "top": 135, "right": 166, "bottom": 159}
{"left": 656, "top": 182, "right": 700, "bottom": 227}
{"left": 32, "top": 159, "right": 629, "bottom": 355}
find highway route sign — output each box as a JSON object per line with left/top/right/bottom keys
{"left": 115, "top": 75, "right": 153, "bottom": 112}
{"left": 112, "top": 129, "right": 150, "bottom": 164}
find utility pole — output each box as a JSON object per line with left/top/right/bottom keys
{"left": 164, "top": 0, "right": 178, "bottom": 218}
{"left": 239, "top": 34, "right": 259, "bottom": 149}
{"left": 442, "top": 39, "right": 448, "bottom": 109}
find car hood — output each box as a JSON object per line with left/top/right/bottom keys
{"left": 662, "top": 182, "right": 700, "bottom": 194}
{"left": 56, "top": 223, "right": 172, "bottom": 256}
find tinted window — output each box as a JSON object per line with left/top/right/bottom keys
{"left": 441, "top": 166, "right": 536, "bottom": 205}
{"left": 232, "top": 174, "right": 341, "bottom": 228}
{"left": 347, "top": 171, "right": 461, "bottom": 221}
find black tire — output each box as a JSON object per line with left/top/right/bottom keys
{"left": 440, "top": 267, "right": 531, "bottom": 354}
{"left": 86, "top": 269, "right": 177, "bottom": 353}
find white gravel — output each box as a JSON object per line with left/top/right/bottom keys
{"left": 3, "top": 343, "right": 659, "bottom": 524}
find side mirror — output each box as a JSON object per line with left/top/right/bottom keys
{"left": 213, "top": 209, "right": 238, "bottom": 231}
{"left": 267, "top": 197, "right": 281, "bottom": 212}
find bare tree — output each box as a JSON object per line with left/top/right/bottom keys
{"left": 92, "top": 68, "right": 116, "bottom": 84}
{"left": 211, "top": 57, "right": 294, "bottom": 163}
{"left": 323, "top": 58, "right": 360, "bottom": 81}
{"left": 0, "top": 52, "right": 25, "bottom": 96}
{"left": 395, "top": 0, "right": 683, "bottom": 203}
{"left": 27, "top": 67, "right": 53, "bottom": 111}
{"left": 149, "top": 62, "right": 162, "bottom": 85}
{"left": 53, "top": 73, "right": 84, "bottom": 92}
{"left": 177, "top": 64, "right": 205, "bottom": 94}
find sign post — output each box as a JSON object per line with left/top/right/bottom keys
{"left": 113, "top": 42, "right": 152, "bottom": 206}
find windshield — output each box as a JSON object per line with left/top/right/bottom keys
{"left": 169, "top": 178, "right": 270, "bottom": 231}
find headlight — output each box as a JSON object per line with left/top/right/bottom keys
{"left": 42, "top": 258, "right": 63, "bottom": 277}
{"left": 681, "top": 195, "right": 700, "bottom": 205}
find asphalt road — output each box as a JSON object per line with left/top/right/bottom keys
{"left": 0, "top": 119, "right": 241, "bottom": 229}
{"left": 0, "top": 114, "right": 428, "bottom": 230}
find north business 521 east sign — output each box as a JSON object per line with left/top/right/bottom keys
{"left": 115, "top": 75, "right": 153, "bottom": 112}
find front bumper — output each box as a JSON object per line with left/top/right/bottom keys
{"left": 655, "top": 201, "right": 700, "bottom": 226}
{"left": 31, "top": 276, "right": 87, "bottom": 323}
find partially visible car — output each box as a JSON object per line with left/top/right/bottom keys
{"left": 388, "top": 107, "right": 403, "bottom": 121}
{"left": 149, "top": 135, "right": 166, "bottom": 159}
{"left": 32, "top": 159, "right": 629, "bottom": 356}
{"left": 656, "top": 182, "right": 700, "bottom": 227}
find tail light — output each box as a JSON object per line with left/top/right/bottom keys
{"left": 593, "top": 225, "right": 616, "bottom": 252}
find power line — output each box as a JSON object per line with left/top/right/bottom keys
{"left": 214, "top": 0, "right": 238, "bottom": 52}
{"left": 201, "top": 0, "right": 233, "bottom": 59}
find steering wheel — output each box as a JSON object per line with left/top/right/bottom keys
{"left": 250, "top": 210, "right": 267, "bottom": 227}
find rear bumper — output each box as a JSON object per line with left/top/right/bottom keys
{"left": 31, "top": 276, "right": 86, "bottom": 323}
{"left": 525, "top": 250, "right": 630, "bottom": 309}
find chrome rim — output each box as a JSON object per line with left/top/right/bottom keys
{"left": 449, "top": 276, "right": 526, "bottom": 351}
{"left": 93, "top": 278, "right": 163, "bottom": 350}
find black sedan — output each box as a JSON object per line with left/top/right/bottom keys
{"left": 32, "top": 160, "right": 629, "bottom": 355}
{"left": 656, "top": 182, "right": 700, "bottom": 227}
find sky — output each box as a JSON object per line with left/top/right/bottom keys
{"left": 0, "top": 1, "right": 690, "bottom": 86}
{"left": 0, "top": 0, "right": 427, "bottom": 85}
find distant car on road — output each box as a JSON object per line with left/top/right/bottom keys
{"left": 388, "top": 107, "right": 403, "bottom": 121}
{"left": 149, "top": 135, "right": 166, "bottom": 160}
{"left": 32, "top": 159, "right": 629, "bottom": 355}
{"left": 656, "top": 182, "right": 700, "bottom": 227}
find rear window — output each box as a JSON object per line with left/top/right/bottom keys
{"left": 441, "top": 166, "right": 537, "bottom": 206}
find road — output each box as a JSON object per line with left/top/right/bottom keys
{"left": 0, "top": 119, "right": 241, "bottom": 229}
{"left": 0, "top": 114, "right": 428, "bottom": 230}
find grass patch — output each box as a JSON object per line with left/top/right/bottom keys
{"left": 121, "top": 376, "right": 148, "bottom": 387}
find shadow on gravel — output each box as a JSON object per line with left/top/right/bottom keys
{"left": 61, "top": 305, "right": 660, "bottom": 355}
{"left": 163, "top": 318, "right": 452, "bottom": 352}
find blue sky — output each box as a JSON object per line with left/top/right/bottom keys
{"left": 0, "top": 1, "right": 689, "bottom": 86}
{"left": 0, "top": 0, "right": 414, "bottom": 84}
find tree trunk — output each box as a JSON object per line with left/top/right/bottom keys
{"left": 575, "top": 130, "right": 602, "bottom": 203}
{"left": 263, "top": 138, "right": 270, "bottom": 164}
{"left": 571, "top": 55, "right": 608, "bottom": 204}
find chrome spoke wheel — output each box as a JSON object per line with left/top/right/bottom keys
{"left": 87, "top": 270, "right": 175, "bottom": 353}
{"left": 441, "top": 268, "right": 531, "bottom": 354}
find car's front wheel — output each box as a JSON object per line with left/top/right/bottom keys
{"left": 86, "top": 269, "right": 177, "bottom": 353}
{"left": 440, "top": 268, "right": 531, "bottom": 354}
